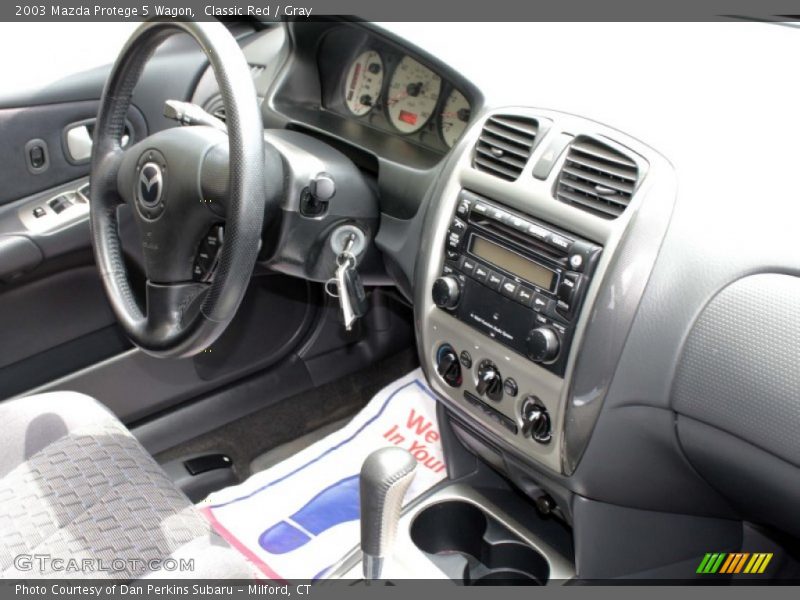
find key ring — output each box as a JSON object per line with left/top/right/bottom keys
{"left": 324, "top": 278, "right": 340, "bottom": 297}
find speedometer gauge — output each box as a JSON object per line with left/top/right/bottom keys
{"left": 441, "top": 89, "right": 471, "bottom": 148}
{"left": 386, "top": 56, "right": 441, "bottom": 134}
{"left": 344, "top": 50, "right": 384, "bottom": 116}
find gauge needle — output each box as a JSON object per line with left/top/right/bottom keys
{"left": 387, "top": 90, "right": 408, "bottom": 106}
{"left": 389, "top": 81, "right": 426, "bottom": 105}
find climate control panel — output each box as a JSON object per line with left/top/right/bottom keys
{"left": 434, "top": 341, "right": 554, "bottom": 446}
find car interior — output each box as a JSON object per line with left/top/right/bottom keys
{"left": 1, "top": 18, "right": 799, "bottom": 583}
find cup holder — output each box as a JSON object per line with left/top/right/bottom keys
{"left": 410, "top": 500, "right": 548, "bottom": 585}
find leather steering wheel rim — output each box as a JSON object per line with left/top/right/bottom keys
{"left": 90, "top": 20, "right": 267, "bottom": 358}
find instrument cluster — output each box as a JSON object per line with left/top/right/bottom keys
{"left": 319, "top": 29, "right": 474, "bottom": 154}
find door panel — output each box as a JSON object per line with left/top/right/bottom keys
{"left": 0, "top": 32, "right": 211, "bottom": 400}
{"left": 0, "top": 101, "right": 146, "bottom": 205}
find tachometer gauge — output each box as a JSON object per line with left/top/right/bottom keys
{"left": 344, "top": 50, "right": 384, "bottom": 116}
{"left": 441, "top": 89, "right": 471, "bottom": 148}
{"left": 386, "top": 56, "right": 441, "bottom": 133}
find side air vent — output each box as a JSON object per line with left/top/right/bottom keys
{"left": 203, "top": 95, "right": 265, "bottom": 123}
{"left": 249, "top": 64, "right": 266, "bottom": 79}
{"left": 556, "top": 136, "right": 639, "bottom": 219}
{"left": 204, "top": 96, "right": 227, "bottom": 122}
{"left": 201, "top": 65, "right": 266, "bottom": 123}
{"left": 473, "top": 115, "right": 538, "bottom": 181}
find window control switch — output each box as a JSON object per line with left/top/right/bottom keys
{"left": 183, "top": 454, "right": 233, "bottom": 475}
{"left": 48, "top": 195, "right": 73, "bottom": 214}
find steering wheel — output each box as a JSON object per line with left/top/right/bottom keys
{"left": 90, "top": 21, "right": 275, "bottom": 358}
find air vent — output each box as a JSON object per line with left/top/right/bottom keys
{"left": 555, "top": 137, "right": 639, "bottom": 219}
{"left": 203, "top": 95, "right": 265, "bottom": 123}
{"left": 249, "top": 64, "right": 266, "bottom": 79}
{"left": 204, "top": 96, "right": 226, "bottom": 122}
{"left": 201, "top": 65, "right": 265, "bottom": 122}
{"left": 473, "top": 115, "right": 538, "bottom": 181}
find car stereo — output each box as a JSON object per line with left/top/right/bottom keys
{"left": 431, "top": 189, "right": 602, "bottom": 376}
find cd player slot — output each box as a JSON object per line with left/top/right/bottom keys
{"left": 470, "top": 215, "right": 566, "bottom": 266}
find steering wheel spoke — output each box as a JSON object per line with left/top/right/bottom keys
{"left": 144, "top": 280, "right": 209, "bottom": 345}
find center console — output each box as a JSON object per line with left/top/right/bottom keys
{"left": 329, "top": 481, "right": 575, "bottom": 582}
{"left": 415, "top": 107, "right": 658, "bottom": 475}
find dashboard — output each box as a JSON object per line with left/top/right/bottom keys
{"left": 190, "top": 20, "right": 800, "bottom": 557}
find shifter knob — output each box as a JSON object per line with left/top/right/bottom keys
{"left": 360, "top": 447, "right": 418, "bottom": 580}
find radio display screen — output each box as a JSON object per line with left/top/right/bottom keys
{"left": 470, "top": 236, "right": 555, "bottom": 290}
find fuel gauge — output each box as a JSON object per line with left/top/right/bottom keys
{"left": 344, "top": 50, "right": 384, "bottom": 116}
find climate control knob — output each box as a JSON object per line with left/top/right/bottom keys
{"left": 436, "top": 344, "right": 462, "bottom": 387}
{"left": 476, "top": 361, "right": 503, "bottom": 402}
{"left": 526, "top": 326, "right": 560, "bottom": 363}
{"left": 432, "top": 276, "right": 461, "bottom": 309}
{"left": 521, "top": 397, "right": 551, "bottom": 444}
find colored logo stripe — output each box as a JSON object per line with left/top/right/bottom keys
{"left": 745, "top": 553, "right": 773, "bottom": 574}
{"left": 697, "top": 552, "right": 773, "bottom": 575}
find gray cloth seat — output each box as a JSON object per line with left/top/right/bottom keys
{"left": 0, "top": 391, "right": 254, "bottom": 579}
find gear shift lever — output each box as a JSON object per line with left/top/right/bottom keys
{"left": 359, "top": 447, "right": 417, "bottom": 580}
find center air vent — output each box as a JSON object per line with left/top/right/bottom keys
{"left": 473, "top": 115, "right": 538, "bottom": 181}
{"left": 555, "top": 136, "right": 639, "bottom": 219}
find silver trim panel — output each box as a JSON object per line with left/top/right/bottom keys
{"left": 414, "top": 106, "right": 674, "bottom": 475}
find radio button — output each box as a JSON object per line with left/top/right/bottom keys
{"left": 557, "top": 273, "right": 578, "bottom": 300}
{"left": 515, "top": 286, "right": 535, "bottom": 307}
{"left": 473, "top": 202, "right": 489, "bottom": 215}
{"left": 531, "top": 293, "right": 550, "bottom": 312}
{"left": 556, "top": 300, "right": 573, "bottom": 320}
{"left": 473, "top": 264, "right": 489, "bottom": 282}
{"left": 432, "top": 276, "right": 462, "bottom": 309}
{"left": 490, "top": 207, "right": 509, "bottom": 222}
{"left": 500, "top": 279, "right": 518, "bottom": 298}
{"left": 527, "top": 223, "right": 549, "bottom": 239}
{"left": 451, "top": 218, "right": 467, "bottom": 232}
{"left": 460, "top": 257, "right": 477, "bottom": 275}
{"left": 567, "top": 240, "right": 600, "bottom": 273}
{"left": 509, "top": 215, "right": 528, "bottom": 231}
{"left": 456, "top": 199, "right": 470, "bottom": 217}
{"left": 526, "top": 326, "right": 561, "bottom": 364}
{"left": 548, "top": 233, "right": 571, "bottom": 251}
{"left": 486, "top": 271, "right": 503, "bottom": 290}
{"left": 446, "top": 231, "right": 462, "bottom": 250}
{"left": 446, "top": 249, "right": 460, "bottom": 262}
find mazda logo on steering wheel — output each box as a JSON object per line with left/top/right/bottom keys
{"left": 138, "top": 162, "right": 163, "bottom": 207}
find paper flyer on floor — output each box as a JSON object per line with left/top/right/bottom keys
{"left": 199, "top": 368, "right": 447, "bottom": 580}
